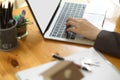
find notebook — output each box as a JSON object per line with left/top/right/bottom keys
{"left": 26, "top": 0, "right": 106, "bottom": 45}
{"left": 16, "top": 47, "right": 120, "bottom": 80}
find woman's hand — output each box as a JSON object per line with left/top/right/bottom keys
{"left": 66, "top": 17, "right": 101, "bottom": 40}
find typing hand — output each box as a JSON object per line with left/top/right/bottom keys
{"left": 66, "top": 17, "right": 101, "bottom": 40}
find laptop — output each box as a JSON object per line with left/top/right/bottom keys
{"left": 26, "top": 0, "right": 106, "bottom": 45}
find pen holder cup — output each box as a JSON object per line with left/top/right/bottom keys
{"left": 0, "top": 20, "right": 18, "bottom": 51}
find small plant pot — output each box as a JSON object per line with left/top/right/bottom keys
{"left": 17, "top": 25, "right": 28, "bottom": 39}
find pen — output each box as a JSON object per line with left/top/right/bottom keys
{"left": 52, "top": 54, "right": 64, "bottom": 60}
{"left": 52, "top": 54, "right": 92, "bottom": 72}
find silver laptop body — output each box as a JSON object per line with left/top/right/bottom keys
{"left": 26, "top": 0, "right": 106, "bottom": 45}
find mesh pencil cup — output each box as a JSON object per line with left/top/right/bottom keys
{"left": 0, "top": 20, "right": 18, "bottom": 51}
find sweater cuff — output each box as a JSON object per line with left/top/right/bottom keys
{"left": 94, "top": 30, "right": 110, "bottom": 50}
{"left": 94, "top": 30, "right": 120, "bottom": 58}
{"left": 94, "top": 30, "right": 113, "bottom": 53}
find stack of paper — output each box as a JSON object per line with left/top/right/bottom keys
{"left": 16, "top": 47, "right": 120, "bottom": 80}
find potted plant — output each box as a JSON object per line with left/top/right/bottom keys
{"left": 14, "top": 10, "right": 28, "bottom": 39}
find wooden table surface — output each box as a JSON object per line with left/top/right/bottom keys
{"left": 0, "top": 4, "right": 120, "bottom": 80}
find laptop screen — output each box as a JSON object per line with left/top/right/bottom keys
{"left": 26, "top": 0, "right": 61, "bottom": 34}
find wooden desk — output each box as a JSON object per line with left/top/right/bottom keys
{"left": 0, "top": 6, "right": 120, "bottom": 80}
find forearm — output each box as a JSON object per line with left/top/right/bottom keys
{"left": 94, "top": 30, "right": 120, "bottom": 58}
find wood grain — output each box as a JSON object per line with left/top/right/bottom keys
{"left": 0, "top": 4, "right": 120, "bottom": 80}
{"left": 114, "top": 16, "right": 120, "bottom": 33}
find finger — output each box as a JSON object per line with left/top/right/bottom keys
{"left": 66, "top": 21, "right": 76, "bottom": 32}
{"left": 66, "top": 17, "right": 75, "bottom": 21}
{"left": 66, "top": 17, "right": 78, "bottom": 24}
{"left": 66, "top": 26, "right": 76, "bottom": 32}
{"left": 66, "top": 20, "right": 77, "bottom": 28}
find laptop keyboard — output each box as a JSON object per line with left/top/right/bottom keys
{"left": 50, "top": 2, "right": 86, "bottom": 40}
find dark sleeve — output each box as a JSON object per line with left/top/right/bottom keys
{"left": 94, "top": 30, "right": 120, "bottom": 58}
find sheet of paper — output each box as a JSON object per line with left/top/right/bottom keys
{"left": 16, "top": 47, "right": 120, "bottom": 80}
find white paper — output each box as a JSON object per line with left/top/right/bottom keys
{"left": 16, "top": 47, "right": 120, "bottom": 80}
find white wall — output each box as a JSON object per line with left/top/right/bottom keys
{"left": 14, "top": 0, "right": 27, "bottom": 8}
{"left": 0, "top": 0, "right": 27, "bottom": 8}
